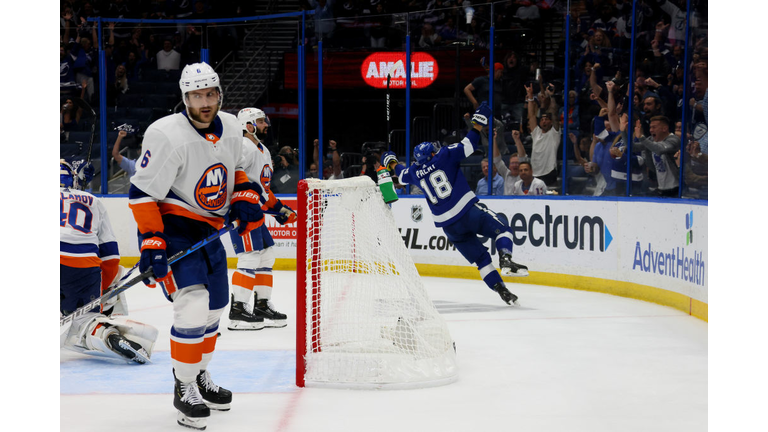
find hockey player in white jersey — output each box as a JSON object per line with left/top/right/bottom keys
{"left": 60, "top": 159, "right": 158, "bottom": 364}
{"left": 227, "top": 107, "right": 296, "bottom": 330}
{"left": 128, "top": 62, "right": 266, "bottom": 430}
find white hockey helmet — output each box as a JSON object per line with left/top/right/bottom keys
{"left": 179, "top": 62, "right": 222, "bottom": 106}
{"left": 237, "top": 107, "right": 267, "bottom": 133}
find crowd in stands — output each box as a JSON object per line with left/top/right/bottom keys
{"left": 60, "top": 0, "right": 707, "bottom": 199}
{"left": 298, "top": 0, "right": 561, "bottom": 50}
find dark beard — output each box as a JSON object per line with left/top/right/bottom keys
{"left": 256, "top": 131, "right": 268, "bottom": 140}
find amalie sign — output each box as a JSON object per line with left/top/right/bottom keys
{"left": 360, "top": 52, "right": 439, "bottom": 89}
{"left": 284, "top": 50, "right": 483, "bottom": 90}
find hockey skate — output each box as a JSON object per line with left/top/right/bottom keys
{"left": 493, "top": 282, "right": 519, "bottom": 306}
{"left": 174, "top": 374, "right": 210, "bottom": 430}
{"left": 227, "top": 294, "right": 265, "bottom": 331}
{"left": 196, "top": 370, "right": 232, "bottom": 411}
{"left": 499, "top": 253, "right": 529, "bottom": 277}
{"left": 106, "top": 333, "right": 150, "bottom": 364}
{"left": 253, "top": 295, "right": 288, "bottom": 328}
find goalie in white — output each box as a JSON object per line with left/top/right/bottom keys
{"left": 60, "top": 159, "right": 158, "bottom": 364}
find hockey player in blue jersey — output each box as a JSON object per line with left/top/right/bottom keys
{"left": 398, "top": 103, "right": 528, "bottom": 305}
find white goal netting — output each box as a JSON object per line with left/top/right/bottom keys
{"left": 298, "top": 177, "right": 457, "bottom": 389}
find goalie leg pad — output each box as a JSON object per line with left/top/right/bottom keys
{"left": 105, "top": 315, "right": 159, "bottom": 359}
{"left": 67, "top": 314, "right": 157, "bottom": 363}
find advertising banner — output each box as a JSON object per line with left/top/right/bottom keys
{"left": 389, "top": 197, "right": 620, "bottom": 280}
{"left": 617, "top": 201, "right": 708, "bottom": 302}
{"left": 102, "top": 195, "right": 707, "bottom": 304}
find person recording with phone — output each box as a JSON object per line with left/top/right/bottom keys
{"left": 270, "top": 146, "right": 300, "bottom": 194}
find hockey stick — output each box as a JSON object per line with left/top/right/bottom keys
{"left": 386, "top": 60, "right": 403, "bottom": 152}
{"left": 60, "top": 221, "right": 239, "bottom": 328}
{"left": 81, "top": 98, "right": 97, "bottom": 167}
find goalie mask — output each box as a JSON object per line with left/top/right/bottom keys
{"left": 237, "top": 107, "right": 269, "bottom": 141}
{"left": 413, "top": 141, "right": 436, "bottom": 166}
{"left": 60, "top": 159, "right": 77, "bottom": 189}
{"left": 61, "top": 158, "right": 93, "bottom": 190}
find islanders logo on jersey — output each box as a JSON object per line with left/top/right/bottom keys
{"left": 260, "top": 165, "right": 273, "bottom": 191}
{"left": 195, "top": 163, "right": 228, "bottom": 211}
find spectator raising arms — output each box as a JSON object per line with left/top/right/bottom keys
{"left": 495, "top": 129, "right": 522, "bottom": 195}
{"left": 522, "top": 82, "right": 561, "bottom": 187}
{"left": 111, "top": 130, "right": 137, "bottom": 178}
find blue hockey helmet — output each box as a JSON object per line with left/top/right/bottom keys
{"left": 60, "top": 159, "right": 77, "bottom": 189}
{"left": 413, "top": 141, "right": 436, "bottom": 165}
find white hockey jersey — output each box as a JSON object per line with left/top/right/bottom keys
{"left": 60, "top": 187, "right": 120, "bottom": 283}
{"left": 512, "top": 178, "right": 549, "bottom": 196}
{"left": 129, "top": 112, "right": 247, "bottom": 231}
{"left": 240, "top": 137, "right": 274, "bottom": 203}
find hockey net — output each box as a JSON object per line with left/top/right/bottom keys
{"left": 296, "top": 177, "right": 457, "bottom": 389}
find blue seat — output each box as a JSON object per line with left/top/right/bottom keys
{"left": 130, "top": 107, "right": 154, "bottom": 121}
{"left": 117, "top": 93, "right": 143, "bottom": 108}
{"left": 143, "top": 94, "right": 175, "bottom": 110}
{"left": 67, "top": 131, "right": 93, "bottom": 145}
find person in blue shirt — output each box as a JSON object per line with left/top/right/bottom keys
{"left": 398, "top": 103, "right": 528, "bottom": 306}
{"left": 111, "top": 129, "right": 137, "bottom": 177}
{"left": 475, "top": 158, "right": 505, "bottom": 196}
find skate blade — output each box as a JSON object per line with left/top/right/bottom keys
{"left": 501, "top": 268, "right": 529, "bottom": 277}
{"left": 117, "top": 340, "right": 151, "bottom": 364}
{"left": 227, "top": 322, "right": 265, "bottom": 331}
{"left": 177, "top": 413, "right": 207, "bottom": 430}
{"left": 204, "top": 401, "right": 231, "bottom": 411}
{"left": 264, "top": 319, "right": 288, "bottom": 328}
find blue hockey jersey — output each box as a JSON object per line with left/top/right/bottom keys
{"left": 399, "top": 129, "right": 482, "bottom": 227}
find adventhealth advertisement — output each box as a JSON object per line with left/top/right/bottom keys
{"left": 617, "top": 201, "right": 708, "bottom": 302}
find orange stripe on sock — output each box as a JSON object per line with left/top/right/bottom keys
{"left": 253, "top": 273, "right": 273, "bottom": 287}
{"left": 170, "top": 339, "right": 204, "bottom": 364}
{"left": 232, "top": 271, "right": 256, "bottom": 290}
{"left": 201, "top": 333, "right": 218, "bottom": 355}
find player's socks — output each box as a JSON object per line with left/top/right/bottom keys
{"left": 196, "top": 370, "right": 232, "bottom": 411}
{"left": 174, "top": 372, "right": 210, "bottom": 430}
{"left": 227, "top": 294, "right": 264, "bottom": 331}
